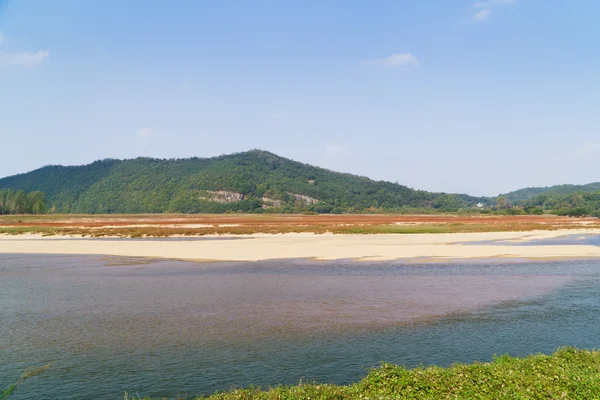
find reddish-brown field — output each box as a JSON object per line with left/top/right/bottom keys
{"left": 1, "top": 214, "right": 599, "bottom": 237}
{"left": 0, "top": 213, "right": 597, "bottom": 228}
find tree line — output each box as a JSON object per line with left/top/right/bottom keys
{"left": 486, "top": 191, "right": 600, "bottom": 217}
{"left": 518, "top": 191, "right": 600, "bottom": 217}
{"left": 0, "top": 189, "right": 47, "bottom": 215}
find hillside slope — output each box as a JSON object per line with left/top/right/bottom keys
{"left": 504, "top": 182, "right": 600, "bottom": 203}
{"left": 0, "top": 150, "right": 488, "bottom": 213}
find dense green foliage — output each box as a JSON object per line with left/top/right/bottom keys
{"left": 500, "top": 182, "right": 600, "bottom": 216}
{"left": 0, "top": 150, "right": 487, "bottom": 214}
{"left": 520, "top": 191, "right": 600, "bottom": 217}
{"left": 6, "top": 149, "right": 600, "bottom": 216}
{"left": 503, "top": 182, "right": 600, "bottom": 202}
{"left": 130, "top": 347, "right": 600, "bottom": 400}
{"left": 0, "top": 189, "right": 47, "bottom": 215}
{"left": 479, "top": 183, "right": 600, "bottom": 217}
{"left": 488, "top": 189, "right": 600, "bottom": 217}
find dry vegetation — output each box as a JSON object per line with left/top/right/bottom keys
{"left": 1, "top": 214, "right": 599, "bottom": 237}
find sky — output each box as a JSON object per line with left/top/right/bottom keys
{"left": 1, "top": 0, "right": 600, "bottom": 196}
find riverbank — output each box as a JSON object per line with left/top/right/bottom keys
{"left": 128, "top": 347, "right": 599, "bottom": 399}
{"left": 2, "top": 229, "right": 600, "bottom": 261}
{"left": 1, "top": 214, "right": 599, "bottom": 237}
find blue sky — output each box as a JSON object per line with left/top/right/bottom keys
{"left": 1, "top": 0, "right": 599, "bottom": 196}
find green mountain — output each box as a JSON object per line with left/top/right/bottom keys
{"left": 0, "top": 150, "right": 488, "bottom": 214}
{"left": 503, "top": 183, "right": 600, "bottom": 203}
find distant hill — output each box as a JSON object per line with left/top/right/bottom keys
{"left": 503, "top": 183, "right": 600, "bottom": 203}
{"left": 0, "top": 150, "right": 488, "bottom": 214}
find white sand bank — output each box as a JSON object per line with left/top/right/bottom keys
{"left": 2, "top": 229, "right": 600, "bottom": 262}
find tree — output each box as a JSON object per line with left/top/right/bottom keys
{"left": 496, "top": 195, "right": 509, "bottom": 209}
{"left": 572, "top": 193, "right": 584, "bottom": 207}
{"left": 27, "top": 191, "right": 47, "bottom": 214}
{"left": 0, "top": 189, "right": 48, "bottom": 215}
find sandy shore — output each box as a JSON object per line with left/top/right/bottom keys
{"left": 1, "top": 229, "right": 600, "bottom": 262}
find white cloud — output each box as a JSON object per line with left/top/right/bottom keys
{"left": 0, "top": 50, "right": 49, "bottom": 67}
{"left": 137, "top": 128, "right": 154, "bottom": 138}
{"left": 473, "top": 9, "right": 491, "bottom": 22}
{"left": 471, "top": 0, "right": 515, "bottom": 22}
{"left": 475, "top": 0, "right": 515, "bottom": 8}
{"left": 361, "top": 53, "right": 419, "bottom": 68}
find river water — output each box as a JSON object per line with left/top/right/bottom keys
{"left": 1, "top": 254, "right": 600, "bottom": 399}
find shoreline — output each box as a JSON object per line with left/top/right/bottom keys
{"left": 124, "top": 348, "right": 600, "bottom": 400}
{"left": 2, "top": 229, "right": 600, "bottom": 262}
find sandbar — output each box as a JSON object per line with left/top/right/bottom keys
{"left": 2, "top": 229, "right": 600, "bottom": 262}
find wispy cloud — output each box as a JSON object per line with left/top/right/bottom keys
{"left": 0, "top": 50, "right": 49, "bottom": 67}
{"left": 0, "top": 33, "right": 49, "bottom": 67}
{"left": 360, "top": 53, "right": 419, "bottom": 68}
{"left": 474, "top": 0, "right": 516, "bottom": 8}
{"left": 473, "top": 9, "right": 491, "bottom": 22}
{"left": 137, "top": 128, "right": 154, "bottom": 138}
{"left": 471, "top": 0, "right": 516, "bottom": 22}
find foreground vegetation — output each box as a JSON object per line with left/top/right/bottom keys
{"left": 128, "top": 347, "right": 600, "bottom": 399}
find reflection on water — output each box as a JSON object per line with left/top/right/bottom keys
{"left": 465, "top": 233, "right": 600, "bottom": 247}
{"left": 515, "top": 234, "right": 600, "bottom": 247}
{"left": 1, "top": 254, "right": 599, "bottom": 399}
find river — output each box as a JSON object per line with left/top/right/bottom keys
{"left": 1, "top": 254, "right": 599, "bottom": 399}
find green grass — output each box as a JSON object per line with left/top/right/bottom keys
{"left": 0, "top": 226, "right": 60, "bottom": 235}
{"left": 336, "top": 225, "right": 457, "bottom": 234}
{"left": 127, "top": 347, "right": 600, "bottom": 400}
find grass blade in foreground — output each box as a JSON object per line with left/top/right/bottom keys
{"left": 128, "top": 347, "right": 600, "bottom": 399}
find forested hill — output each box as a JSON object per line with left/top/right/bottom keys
{"left": 503, "top": 182, "right": 600, "bottom": 203}
{"left": 0, "top": 150, "right": 488, "bottom": 214}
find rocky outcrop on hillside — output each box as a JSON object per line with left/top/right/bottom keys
{"left": 261, "top": 197, "right": 283, "bottom": 208}
{"left": 288, "top": 193, "right": 319, "bottom": 205}
{"left": 199, "top": 191, "right": 245, "bottom": 203}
